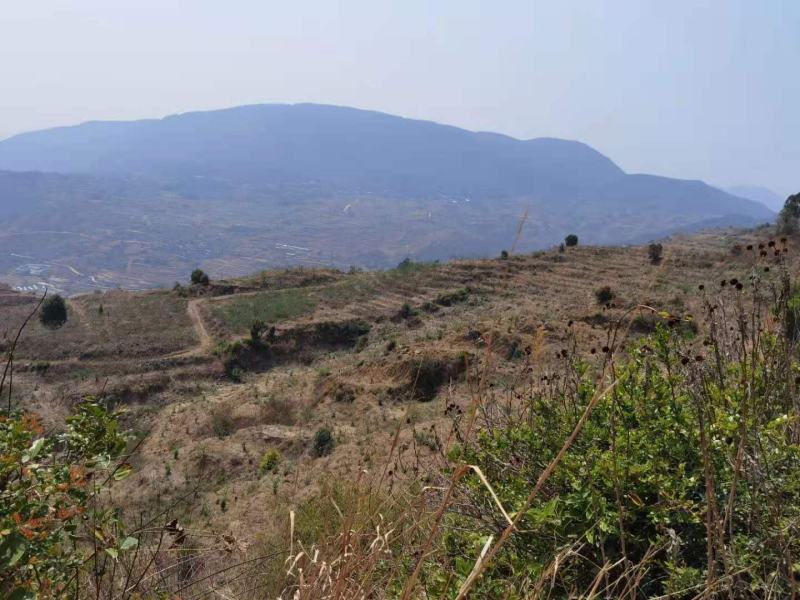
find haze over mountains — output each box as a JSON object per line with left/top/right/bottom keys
{"left": 0, "top": 103, "right": 774, "bottom": 294}
{"left": 727, "top": 185, "right": 786, "bottom": 212}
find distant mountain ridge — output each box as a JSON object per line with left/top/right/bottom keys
{"left": 0, "top": 103, "right": 772, "bottom": 220}
{"left": 0, "top": 104, "right": 629, "bottom": 199}
{"left": 0, "top": 103, "right": 776, "bottom": 294}
{"left": 727, "top": 185, "right": 785, "bottom": 212}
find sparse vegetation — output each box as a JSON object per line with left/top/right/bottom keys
{"left": 564, "top": 233, "right": 578, "bottom": 247}
{"left": 433, "top": 287, "right": 470, "bottom": 307}
{"left": 210, "top": 406, "right": 234, "bottom": 437}
{"left": 4, "top": 228, "right": 799, "bottom": 598}
{"left": 211, "top": 287, "right": 317, "bottom": 332}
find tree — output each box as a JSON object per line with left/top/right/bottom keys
{"left": 190, "top": 268, "right": 210, "bottom": 286}
{"left": 39, "top": 294, "right": 68, "bottom": 329}
{"left": 777, "top": 193, "right": 800, "bottom": 235}
{"left": 564, "top": 234, "right": 578, "bottom": 247}
{"left": 648, "top": 242, "right": 663, "bottom": 264}
{"left": 500, "top": 250, "right": 509, "bottom": 260}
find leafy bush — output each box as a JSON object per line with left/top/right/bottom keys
{"left": 564, "top": 234, "right": 578, "bottom": 247}
{"left": 777, "top": 192, "right": 800, "bottom": 235}
{"left": 594, "top": 285, "right": 614, "bottom": 305}
{"left": 424, "top": 266, "right": 800, "bottom": 598}
{"left": 39, "top": 294, "right": 68, "bottom": 329}
{"left": 0, "top": 401, "right": 133, "bottom": 598}
{"left": 312, "top": 428, "right": 335, "bottom": 457}
{"left": 434, "top": 288, "right": 470, "bottom": 307}
{"left": 259, "top": 448, "right": 281, "bottom": 475}
{"left": 499, "top": 250, "right": 509, "bottom": 260}
{"left": 397, "top": 303, "right": 416, "bottom": 320}
{"left": 190, "top": 268, "right": 210, "bottom": 286}
{"left": 249, "top": 319, "right": 275, "bottom": 345}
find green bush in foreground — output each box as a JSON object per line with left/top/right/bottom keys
{"left": 426, "top": 272, "right": 800, "bottom": 598}
{"left": 0, "top": 400, "right": 133, "bottom": 598}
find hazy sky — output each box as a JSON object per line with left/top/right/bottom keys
{"left": 1, "top": 1, "right": 797, "bottom": 195}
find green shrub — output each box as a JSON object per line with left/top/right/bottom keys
{"left": 434, "top": 288, "right": 470, "bottom": 307}
{"left": 259, "top": 448, "right": 281, "bottom": 475}
{"left": 0, "top": 401, "right": 133, "bottom": 598}
{"left": 564, "top": 234, "right": 578, "bottom": 247}
{"left": 191, "top": 268, "right": 210, "bottom": 285}
{"left": 397, "top": 302, "right": 416, "bottom": 320}
{"left": 39, "top": 294, "right": 68, "bottom": 329}
{"left": 312, "top": 428, "right": 335, "bottom": 457}
{"left": 425, "top": 273, "right": 800, "bottom": 598}
{"left": 777, "top": 192, "right": 800, "bottom": 235}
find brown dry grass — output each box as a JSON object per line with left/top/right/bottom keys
{"left": 2, "top": 226, "right": 788, "bottom": 596}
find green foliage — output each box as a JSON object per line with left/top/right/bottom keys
{"left": 430, "top": 307, "right": 800, "bottom": 597}
{"left": 39, "top": 294, "right": 68, "bottom": 329}
{"left": 249, "top": 319, "right": 274, "bottom": 345}
{"left": 564, "top": 234, "right": 578, "bottom": 247}
{"left": 434, "top": 288, "right": 470, "bottom": 307}
{"left": 190, "top": 268, "right": 210, "bottom": 285}
{"left": 0, "top": 401, "right": 132, "bottom": 598}
{"left": 397, "top": 302, "right": 417, "bottom": 320}
{"left": 312, "top": 428, "right": 335, "bottom": 457}
{"left": 499, "top": 250, "right": 509, "bottom": 260}
{"left": 259, "top": 448, "right": 281, "bottom": 476}
{"left": 777, "top": 192, "right": 800, "bottom": 235}
{"left": 211, "top": 288, "right": 317, "bottom": 332}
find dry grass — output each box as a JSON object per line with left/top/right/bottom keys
{"left": 3, "top": 227, "right": 793, "bottom": 597}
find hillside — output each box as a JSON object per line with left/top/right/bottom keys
{"left": 6, "top": 225, "right": 800, "bottom": 596}
{"left": 0, "top": 105, "right": 775, "bottom": 294}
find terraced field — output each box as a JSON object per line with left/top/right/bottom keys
{"left": 2, "top": 226, "right": 784, "bottom": 550}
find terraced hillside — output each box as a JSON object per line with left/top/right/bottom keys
{"left": 1, "top": 225, "right": 787, "bottom": 564}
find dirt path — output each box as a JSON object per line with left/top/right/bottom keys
{"left": 187, "top": 299, "right": 212, "bottom": 351}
